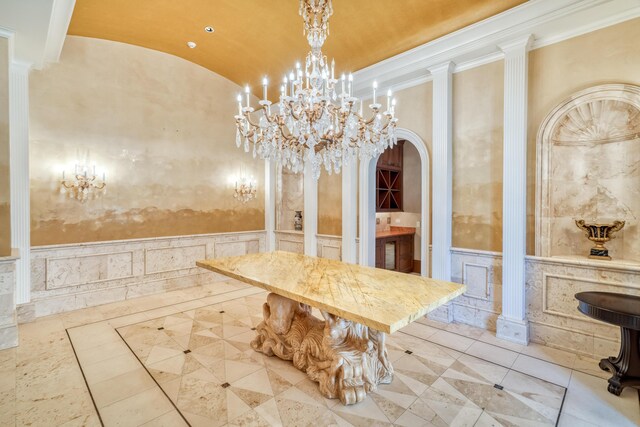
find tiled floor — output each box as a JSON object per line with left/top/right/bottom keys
{"left": 0, "top": 277, "right": 638, "bottom": 426}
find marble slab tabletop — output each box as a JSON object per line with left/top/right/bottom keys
{"left": 197, "top": 251, "right": 465, "bottom": 334}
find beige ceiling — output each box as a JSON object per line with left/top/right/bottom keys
{"left": 68, "top": 0, "right": 526, "bottom": 93}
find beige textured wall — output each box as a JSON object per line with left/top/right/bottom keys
{"left": 527, "top": 18, "right": 640, "bottom": 255}
{"left": 452, "top": 61, "right": 504, "bottom": 251}
{"left": 393, "top": 81, "right": 433, "bottom": 244}
{"left": 29, "top": 36, "right": 264, "bottom": 246}
{"left": 403, "top": 142, "right": 421, "bottom": 213}
{"left": 317, "top": 171, "right": 342, "bottom": 236}
{"left": 0, "top": 38, "right": 10, "bottom": 256}
{"left": 316, "top": 82, "right": 433, "bottom": 238}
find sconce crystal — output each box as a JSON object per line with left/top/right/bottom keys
{"left": 60, "top": 164, "right": 106, "bottom": 202}
{"left": 234, "top": 177, "right": 257, "bottom": 203}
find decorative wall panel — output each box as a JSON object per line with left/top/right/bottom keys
{"left": 26, "top": 231, "right": 266, "bottom": 319}
{"left": 46, "top": 251, "right": 134, "bottom": 289}
{"left": 144, "top": 245, "right": 206, "bottom": 275}
{"left": 526, "top": 256, "right": 640, "bottom": 358}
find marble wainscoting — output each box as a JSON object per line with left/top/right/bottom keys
{"left": 423, "top": 248, "right": 640, "bottom": 360}
{"left": 274, "top": 230, "right": 304, "bottom": 254}
{"left": 526, "top": 256, "right": 640, "bottom": 359}
{"left": 0, "top": 250, "right": 19, "bottom": 349}
{"left": 438, "top": 248, "right": 502, "bottom": 329}
{"left": 274, "top": 231, "right": 350, "bottom": 261}
{"left": 21, "top": 231, "right": 266, "bottom": 321}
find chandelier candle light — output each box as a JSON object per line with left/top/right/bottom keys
{"left": 234, "top": 176, "right": 257, "bottom": 203}
{"left": 234, "top": 0, "right": 398, "bottom": 179}
{"left": 60, "top": 164, "right": 106, "bottom": 201}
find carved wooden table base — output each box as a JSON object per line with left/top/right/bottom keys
{"left": 250, "top": 293, "right": 394, "bottom": 405}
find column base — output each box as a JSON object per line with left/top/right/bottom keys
{"left": 496, "top": 315, "right": 529, "bottom": 345}
{"left": 428, "top": 302, "right": 453, "bottom": 324}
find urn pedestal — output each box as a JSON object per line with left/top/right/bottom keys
{"left": 575, "top": 220, "right": 625, "bottom": 260}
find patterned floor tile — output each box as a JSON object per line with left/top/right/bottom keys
{"left": 116, "top": 296, "right": 567, "bottom": 426}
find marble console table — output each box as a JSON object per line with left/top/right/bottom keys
{"left": 197, "top": 251, "right": 465, "bottom": 405}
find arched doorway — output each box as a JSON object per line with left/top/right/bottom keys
{"left": 359, "top": 128, "right": 430, "bottom": 276}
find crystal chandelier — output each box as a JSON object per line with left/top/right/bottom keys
{"left": 234, "top": 177, "right": 257, "bottom": 203}
{"left": 234, "top": 0, "right": 398, "bottom": 179}
{"left": 60, "top": 164, "right": 106, "bottom": 202}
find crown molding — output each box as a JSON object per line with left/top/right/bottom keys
{"left": 0, "top": 26, "right": 15, "bottom": 61}
{"left": 499, "top": 34, "right": 534, "bottom": 53}
{"left": 0, "top": 26, "right": 15, "bottom": 39}
{"left": 42, "top": 0, "right": 75, "bottom": 66}
{"left": 428, "top": 61, "right": 455, "bottom": 75}
{"left": 353, "top": 0, "right": 640, "bottom": 97}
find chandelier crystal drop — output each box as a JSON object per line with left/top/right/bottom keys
{"left": 234, "top": 0, "right": 398, "bottom": 179}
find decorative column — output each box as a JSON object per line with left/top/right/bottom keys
{"left": 358, "top": 157, "right": 376, "bottom": 267}
{"left": 497, "top": 35, "right": 533, "bottom": 345}
{"left": 341, "top": 156, "right": 357, "bottom": 263}
{"left": 264, "top": 159, "right": 276, "bottom": 251}
{"left": 9, "top": 59, "right": 31, "bottom": 305}
{"left": 303, "top": 161, "right": 318, "bottom": 256}
{"left": 429, "top": 62, "right": 454, "bottom": 282}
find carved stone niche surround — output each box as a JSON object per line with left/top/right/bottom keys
{"left": 535, "top": 84, "right": 640, "bottom": 259}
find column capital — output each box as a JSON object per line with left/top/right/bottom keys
{"left": 428, "top": 61, "right": 455, "bottom": 76}
{"left": 498, "top": 34, "right": 534, "bottom": 56}
{"left": 10, "top": 60, "right": 32, "bottom": 73}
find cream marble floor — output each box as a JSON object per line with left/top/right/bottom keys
{"left": 0, "top": 277, "right": 637, "bottom": 426}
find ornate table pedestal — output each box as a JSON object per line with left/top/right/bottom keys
{"left": 576, "top": 291, "right": 640, "bottom": 396}
{"left": 251, "top": 293, "right": 393, "bottom": 405}
{"left": 196, "top": 251, "right": 465, "bottom": 406}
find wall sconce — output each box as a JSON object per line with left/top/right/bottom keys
{"left": 233, "top": 176, "right": 257, "bottom": 203}
{"left": 60, "top": 164, "right": 106, "bottom": 202}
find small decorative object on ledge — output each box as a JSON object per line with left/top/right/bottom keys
{"left": 60, "top": 164, "right": 106, "bottom": 202}
{"left": 294, "top": 210, "right": 303, "bottom": 231}
{"left": 575, "top": 219, "right": 625, "bottom": 260}
{"left": 233, "top": 177, "right": 257, "bottom": 203}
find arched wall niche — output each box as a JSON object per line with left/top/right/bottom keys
{"left": 535, "top": 84, "right": 640, "bottom": 260}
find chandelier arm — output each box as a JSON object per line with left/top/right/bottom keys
{"left": 277, "top": 124, "right": 296, "bottom": 143}
{"left": 288, "top": 102, "right": 302, "bottom": 121}
{"left": 242, "top": 113, "right": 263, "bottom": 129}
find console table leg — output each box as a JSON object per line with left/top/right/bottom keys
{"left": 599, "top": 327, "right": 640, "bottom": 396}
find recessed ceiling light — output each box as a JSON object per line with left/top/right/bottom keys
{"left": 204, "top": 26, "right": 214, "bottom": 33}
{"left": 187, "top": 41, "right": 197, "bottom": 49}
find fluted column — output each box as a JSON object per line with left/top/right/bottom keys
{"left": 303, "top": 161, "right": 318, "bottom": 256}
{"left": 497, "top": 35, "right": 533, "bottom": 345}
{"left": 264, "top": 159, "right": 276, "bottom": 251}
{"left": 358, "top": 157, "right": 376, "bottom": 267}
{"left": 341, "top": 156, "right": 357, "bottom": 263}
{"left": 9, "top": 61, "right": 31, "bottom": 304}
{"left": 429, "top": 62, "right": 454, "bottom": 282}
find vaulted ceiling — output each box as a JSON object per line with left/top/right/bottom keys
{"left": 68, "top": 0, "right": 526, "bottom": 89}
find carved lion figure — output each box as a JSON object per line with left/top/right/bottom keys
{"left": 251, "top": 293, "right": 393, "bottom": 405}
{"left": 250, "top": 293, "right": 322, "bottom": 360}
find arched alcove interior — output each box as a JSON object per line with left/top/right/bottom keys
{"left": 359, "top": 128, "right": 431, "bottom": 276}
{"left": 535, "top": 84, "right": 640, "bottom": 261}
{"left": 276, "top": 163, "right": 304, "bottom": 232}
